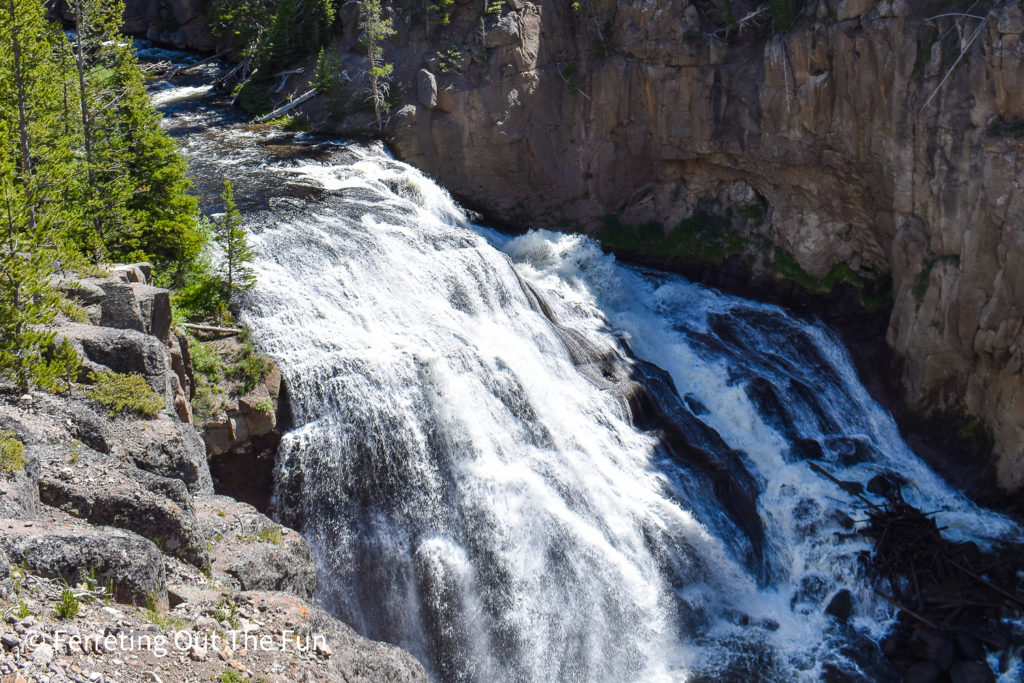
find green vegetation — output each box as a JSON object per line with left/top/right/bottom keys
{"left": 216, "top": 670, "right": 246, "bottom": 683}
{"left": 171, "top": 179, "right": 260, "bottom": 324}
{"left": 215, "top": 179, "right": 256, "bottom": 304}
{"left": 987, "top": 118, "right": 1024, "bottom": 137}
{"left": 233, "top": 0, "right": 335, "bottom": 115}
{"left": 425, "top": 0, "right": 456, "bottom": 32}
{"left": 312, "top": 47, "right": 351, "bottom": 120}
{"left": 770, "top": 0, "right": 804, "bottom": 32}
{"left": 599, "top": 203, "right": 891, "bottom": 312}
{"left": 436, "top": 46, "right": 463, "bottom": 74}
{"left": 561, "top": 62, "right": 587, "bottom": 95}
{"left": 0, "top": 0, "right": 209, "bottom": 392}
{"left": 188, "top": 335, "right": 273, "bottom": 422}
{"left": 54, "top": 587, "right": 80, "bottom": 619}
{"left": 85, "top": 371, "right": 165, "bottom": 418}
{"left": 206, "top": 0, "right": 275, "bottom": 58}
{"left": 143, "top": 606, "right": 187, "bottom": 630}
{"left": 14, "top": 600, "right": 30, "bottom": 618}
{"left": 257, "top": 524, "right": 283, "bottom": 544}
{"left": 0, "top": 428, "right": 25, "bottom": 473}
{"left": 226, "top": 343, "right": 274, "bottom": 394}
{"left": 253, "top": 397, "right": 275, "bottom": 414}
{"left": 359, "top": 1, "right": 397, "bottom": 131}
{"left": 212, "top": 596, "right": 241, "bottom": 629}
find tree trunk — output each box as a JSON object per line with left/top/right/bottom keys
{"left": 72, "top": 0, "right": 102, "bottom": 251}
{"left": 6, "top": 0, "right": 35, "bottom": 233}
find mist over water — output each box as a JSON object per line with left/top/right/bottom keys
{"left": 146, "top": 59, "right": 1021, "bottom": 681}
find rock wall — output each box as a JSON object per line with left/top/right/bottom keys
{"left": 295, "top": 0, "right": 1024, "bottom": 493}
{"left": 122, "top": 0, "right": 213, "bottom": 50}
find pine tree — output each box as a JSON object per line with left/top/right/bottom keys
{"left": 70, "top": 0, "right": 202, "bottom": 273}
{"left": 312, "top": 46, "right": 350, "bottom": 120}
{"left": 358, "top": 0, "right": 396, "bottom": 131}
{"left": 0, "top": 0, "right": 81, "bottom": 391}
{"left": 215, "top": 179, "right": 255, "bottom": 303}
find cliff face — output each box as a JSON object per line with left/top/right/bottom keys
{"left": 130, "top": 0, "right": 1024, "bottom": 491}
{"left": 374, "top": 0, "right": 1024, "bottom": 494}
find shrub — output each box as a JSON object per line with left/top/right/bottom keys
{"left": 227, "top": 345, "right": 273, "bottom": 395}
{"left": 253, "top": 397, "right": 275, "bottom": 414}
{"left": 55, "top": 588, "right": 79, "bottom": 620}
{"left": 85, "top": 371, "right": 164, "bottom": 418}
{"left": 190, "top": 340, "right": 225, "bottom": 384}
{"left": 216, "top": 670, "right": 246, "bottom": 683}
{"left": 0, "top": 429, "right": 26, "bottom": 473}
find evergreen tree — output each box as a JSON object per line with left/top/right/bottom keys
{"left": 0, "top": 0, "right": 81, "bottom": 390}
{"left": 215, "top": 179, "right": 255, "bottom": 303}
{"left": 358, "top": 0, "right": 396, "bottom": 131}
{"left": 70, "top": 0, "right": 202, "bottom": 273}
{"left": 312, "top": 46, "right": 350, "bottom": 120}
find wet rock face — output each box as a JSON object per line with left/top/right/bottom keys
{"left": 364, "top": 0, "right": 1024, "bottom": 492}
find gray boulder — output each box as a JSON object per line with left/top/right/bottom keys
{"left": 197, "top": 496, "right": 317, "bottom": 599}
{"left": 0, "top": 415, "right": 40, "bottom": 519}
{"left": 0, "top": 522, "right": 166, "bottom": 607}
{"left": 37, "top": 446, "right": 208, "bottom": 569}
{"left": 417, "top": 69, "right": 438, "bottom": 109}
{"left": 56, "top": 322, "right": 175, "bottom": 403}
{"left": 122, "top": 417, "right": 212, "bottom": 494}
{"left": 98, "top": 281, "right": 146, "bottom": 333}
{"left": 483, "top": 14, "right": 520, "bottom": 48}
{"left": 130, "top": 283, "right": 172, "bottom": 343}
{"left": 58, "top": 278, "right": 107, "bottom": 307}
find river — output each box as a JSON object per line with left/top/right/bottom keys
{"left": 143, "top": 43, "right": 1022, "bottom": 682}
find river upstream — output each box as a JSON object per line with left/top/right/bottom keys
{"left": 144, "top": 44, "right": 1023, "bottom": 682}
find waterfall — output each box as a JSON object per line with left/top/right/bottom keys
{"left": 222, "top": 144, "right": 1018, "bottom": 681}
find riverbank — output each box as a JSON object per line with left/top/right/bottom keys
{"left": 0, "top": 264, "right": 429, "bottom": 682}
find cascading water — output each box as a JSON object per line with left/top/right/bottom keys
{"left": 146, "top": 53, "right": 1022, "bottom": 682}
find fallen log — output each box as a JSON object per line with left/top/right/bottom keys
{"left": 180, "top": 323, "right": 243, "bottom": 335}
{"left": 255, "top": 89, "right": 318, "bottom": 124}
{"left": 167, "top": 50, "right": 230, "bottom": 79}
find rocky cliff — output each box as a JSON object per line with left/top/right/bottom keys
{"left": 127, "top": 0, "right": 1024, "bottom": 492}
{"left": 270, "top": 0, "right": 1024, "bottom": 496}
{"left": 0, "top": 266, "right": 429, "bottom": 681}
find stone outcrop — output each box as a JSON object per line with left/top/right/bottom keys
{"left": 203, "top": 360, "right": 286, "bottom": 512}
{"left": 1, "top": 263, "right": 430, "bottom": 679}
{"left": 58, "top": 263, "right": 194, "bottom": 425}
{"left": 290, "top": 0, "right": 1024, "bottom": 493}
{"left": 0, "top": 520, "right": 167, "bottom": 606}
{"left": 57, "top": 0, "right": 216, "bottom": 52}
{"left": 196, "top": 495, "right": 318, "bottom": 598}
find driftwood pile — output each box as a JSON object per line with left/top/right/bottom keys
{"left": 810, "top": 462, "right": 1024, "bottom": 680}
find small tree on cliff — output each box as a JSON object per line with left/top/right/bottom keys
{"left": 214, "top": 179, "right": 255, "bottom": 305}
{"left": 358, "top": 0, "right": 395, "bottom": 131}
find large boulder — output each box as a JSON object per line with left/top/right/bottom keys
{"left": 130, "top": 282, "right": 172, "bottom": 343}
{"left": 37, "top": 443, "right": 208, "bottom": 569}
{"left": 196, "top": 496, "right": 317, "bottom": 599}
{"left": 97, "top": 281, "right": 146, "bottom": 333}
{"left": 121, "top": 417, "right": 213, "bottom": 494}
{"left": 0, "top": 521, "right": 166, "bottom": 606}
{"left": 56, "top": 322, "right": 176, "bottom": 404}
